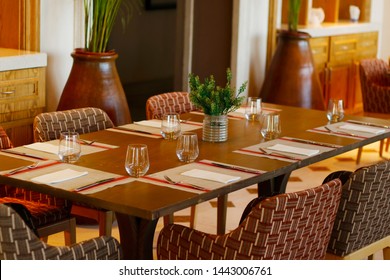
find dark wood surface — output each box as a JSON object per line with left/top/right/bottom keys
{"left": 1, "top": 103, "right": 390, "bottom": 259}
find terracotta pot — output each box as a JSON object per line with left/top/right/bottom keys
{"left": 260, "top": 31, "right": 325, "bottom": 110}
{"left": 57, "top": 49, "right": 132, "bottom": 125}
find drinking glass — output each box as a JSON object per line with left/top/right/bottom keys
{"left": 327, "top": 99, "right": 344, "bottom": 123}
{"left": 260, "top": 112, "right": 281, "bottom": 140}
{"left": 125, "top": 144, "right": 150, "bottom": 178}
{"left": 176, "top": 132, "right": 199, "bottom": 163}
{"left": 58, "top": 132, "right": 81, "bottom": 163}
{"left": 245, "top": 97, "right": 262, "bottom": 121}
{"left": 161, "top": 113, "right": 181, "bottom": 140}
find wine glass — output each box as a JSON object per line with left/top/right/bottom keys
{"left": 327, "top": 99, "right": 344, "bottom": 123}
{"left": 125, "top": 144, "right": 150, "bottom": 177}
{"left": 161, "top": 113, "right": 181, "bottom": 140}
{"left": 58, "top": 132, "right": 81, "bottom": 163}
{"left": 245, "top": 97, "right": 262, "bottom": 121}
{"left": 260, "top": 112, "right": 281, "bottom": 140}
{"left": 176, "top": 132, "right": 199, "bottom": 163}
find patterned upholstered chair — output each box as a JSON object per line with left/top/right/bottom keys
{"left": 0, "top": 126, "right": 76, "bottom": 245}
{"left": 33, "top": 107, "right": 115, "bottom": 236}
{"left": 0, "top": 204, "right": 122, "bottom": 260}
{"left": 146, "top": 92, "right": 198, "bottom": 228}
{"left": 323, "top": 161, "right": 390, "bottom": 260}
{"left": 157, "top": 179, "right": 342, "bottom": 260}
{"left": 356, "top": 58, "right": 390, "bottom": 164}
{"left": 145, "top": 92, "right": 196, "bottom": 120}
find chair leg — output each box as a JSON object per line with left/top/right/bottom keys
{"left": 356, "top": 147, "right": 363, "bottom": 164}
{"left": 189, "top": 206, "right": 196, "bottom": 229}
{"left": 379, "top": 139, "right": 385, "bottom": 158}
{"left": 163, "top": 214, "right": 174, "bottom": 226}
{"left": 98, "top": 210, "right": 113, "bottom": 236}
{"left": 383, "top": 247, "right": 390, "bottom": 260}
{"left": 64, "top": 217, "right": 77, "bottom": 245}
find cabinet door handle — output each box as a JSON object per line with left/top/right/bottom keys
{"left": 1, "top": 90, "right": 15, "bottom": 95}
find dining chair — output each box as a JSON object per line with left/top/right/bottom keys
{"left": 0, "top": 126, "right": 76, "bottom": 245}
{"left": 146, "top": 92, "right": 198, "bottom": 228}
{"left": 356, "top": 58, "right": 390, "bottom": 164}
{"left": 33, "top": 107, "right": 115, "bottom": 236}
{"left": 145, "top": 91, "right": 197, "bottom": 120}
{"left": 322, "top": 161, "right": 390, "bottom": 260}
{"left": 0, "top": 204, "right": 122, "bottom": 260}
{"left": 157, "top": 179, "right": 342, "bottom": 260}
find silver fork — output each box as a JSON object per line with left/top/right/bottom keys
{"left": 7, "top": 161, "right": 40, "bottom": 175}
{"left": 163, "top": 175, "right": 209, "bottom": 191}
{"left": 258, "top": 148, "right": 299, "bottom": 160}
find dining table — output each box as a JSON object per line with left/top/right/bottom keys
{"left": 1, "top": 103, "right": 390, "bottom": 260}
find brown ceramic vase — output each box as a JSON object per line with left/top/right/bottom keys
{"left": 260, "top": 31, "right": 325, "bottom": 110}
{"left": 57, "top": 49, "right": 132, "bottom": 125}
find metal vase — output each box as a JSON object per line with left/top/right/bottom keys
{"left": 202, "top": 114, "right": 228, "bottom": 142}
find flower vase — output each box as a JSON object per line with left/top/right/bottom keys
{"left": 202, "top": 114, "right": 228, "bottom": 142}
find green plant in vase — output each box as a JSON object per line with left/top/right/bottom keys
{"left": 288, "top": 0, "right": 302, "bottom": 32}
{"left": 189, "top": 68, "right": 247, "bottom": 142}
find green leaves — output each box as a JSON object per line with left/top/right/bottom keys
{"left": 84, "top": 0, "right": 142, "bottom": 53}
{"left": 288, "top": 0, "right": 301, "bottom": 31}
{"left": 189, "top": 69, "right": 247, "bottom": 116}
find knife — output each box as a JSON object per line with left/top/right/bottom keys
{"left": 74, "top": 178, "right": 116, "bottom": 192}
{"left": 207, "top": 162, "right": 263, "bottom": 174}
{"left": 285, "top": 137, "right": 339, "bottom": 148}
{"left": 347, "top": 120, "right": 390, "bottom": 129}
{"left": 1, "top": 149, "right": 47, "bottom": 160}
{"left": 113, "top": 127, "right": 155, "bottom": 135}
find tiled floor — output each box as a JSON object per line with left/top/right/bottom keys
{"left": 47, "top": 142, "right": 388, "bottom": 259}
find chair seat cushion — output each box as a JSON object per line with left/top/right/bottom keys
{"left": 0, "top": 197, "right": 71, "bottom": 227}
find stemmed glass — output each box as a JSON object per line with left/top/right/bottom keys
{"left": 58, "top": 132, "right": 81, "bottom": 163}
{"left": 176, "top": 132, "right": 199, "bottom": 163}
{"left": 125, "top": 144, "right": 150, "bottom": 177}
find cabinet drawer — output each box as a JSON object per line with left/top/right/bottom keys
{"left": 330, "top": 34, "right": 358, "bottom": 63}
{"left": 356, "top": 32, "right": 378, "bottom": 60}
{"left": 0, "top": 67, "right": 45, "bottom": 123}
{"left": 310, "top": 37, "right": 329, "bottom": 68}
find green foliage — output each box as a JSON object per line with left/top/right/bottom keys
{"left": 84, "top": 0, "right": 142, "bottom": 53}
{"left": 189, "top": 69, "right": 247, "bottom": 116}
{"left": 288, "top": 0, "right": 301, "bottom": 31}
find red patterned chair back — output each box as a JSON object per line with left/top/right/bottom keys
{"left": 145, "top": 92, "right": 196, "bottom": 119}
{"left": 33, "top": 107, "right": 114, "bottom": 142}
{"left": 359, "top": 58, "right": 390, "bottom": 113}
{"left": 157, "top": 179, "right": 342, "bottom": 260}
{"left": 326, "top": 160, "right": 390, "bottom": 257}
{"left": 0, "top": 204, "right": 122, "bottom": 260}
{"left": 0, "top": 126, "right": 13, "bottom": 149}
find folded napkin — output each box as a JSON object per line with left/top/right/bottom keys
{"left": 134, "top": 120, "right": 162, "bottom": 128}
{"left": 268, "top": 144, "right": 319, "bottom": 156}
{"left": 339, "top": 124, "right": 385, "bottom": 134}
{"left": 232, "top": 108, "right": 246, "bottom": 114}
{"left": 24, "top": 142, "right": 59, "bottom": 154}
{"left": 181, "top": 169, "right": 241, "bottom": 184}
{"left": 31, "top": 169, "right": 88, "bottom": 184}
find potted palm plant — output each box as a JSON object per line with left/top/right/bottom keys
{"left": 189, "top": 68, "right": 247, "bottom": 142}
{"left": 58, "top": 0, "right": 142, "bottom": 125}
{"left": 260, "top": 0, "right": 324, "bottom": 110}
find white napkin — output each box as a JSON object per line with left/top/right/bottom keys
{"left": 233, "top": 108, "right": 246, "bottom": 114}
{"left": 339, "top": 124, "right": 385, "bottom": 134}
{"left": 31, "top": 169, "right": 88, "bottom": 184}
{"left": 24, "top": 142, "right": 59, "bottom": 154}
{"left": 134, "top": 120, "right": 162, "bottom": 128}
{"left": 181, "top": 169, "right": 241, "bottom": 184}
{"left": 268, "top": 144, "right": 319, "bottom": 156}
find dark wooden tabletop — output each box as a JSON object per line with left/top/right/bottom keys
{"left": 1, "top": 103, "right": 390, "bottom": 221}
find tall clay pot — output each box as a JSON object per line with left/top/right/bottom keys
{"left": 57, "top": 49, "right": 132, "bottom": 125}
{"left": 260, "top": 31, "right": 325, "bottom": 110}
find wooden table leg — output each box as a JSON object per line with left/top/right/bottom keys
{"left": 217, "top": 194, "right": 227, "bottom": 235}
{"left": 115, "top": 213, "right": 158, "bottom": 260}
{"left": 257, "top": 172, "right": 291, "bottom": 197}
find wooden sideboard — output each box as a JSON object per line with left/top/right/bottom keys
{"left": 0, "top": 48, "right": 47, "bottom": 146}
{"left": 310, "top": 31, "right": 378, "bottom": 114}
